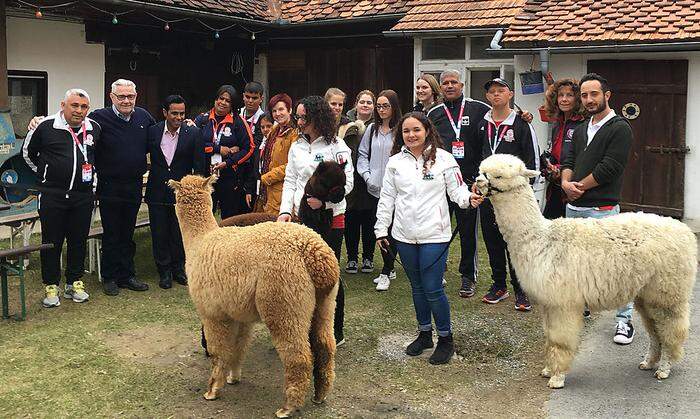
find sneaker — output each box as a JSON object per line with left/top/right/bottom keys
{"left": 360, "top": 259, "right": 374, "bottom": 273}
{"left": 482, "top": 287, "right": 509, "bottom": 304}
{"left": 429, "top": 333, "right": 455, "bottom": 365}
{"left": 583, "top": 309, "right": 591, "bottom": 319}
{"left": 459, "top": 278, "right": 476, "bottom": 298}
{"left": 514, "top": 291, "right": 532, "bottom": 311}
{"left": 64, "top": 281, "right": 89, "bottom": 303}
{"left": 442, "top": 277, "right": 447, "bottom": 287}
{"left": 335, "top": 333, "right": 345, "bottom": 347}
{"left": 42, "top": 285, "right": 60, "bottom": 308}
{"left": 374, "top": 270, "right": 397, "bottom": 284}
{"left": 613, "top": 321, "right": 634, "bottom": 345}
{"left": 376, "top": 274, "right": 390, "bottom": 291}
{"left": 405, "top": 330, "right": 434, "bottom": 356}
{"left": 345, "top": 260, "right": 358, "bottom": 274}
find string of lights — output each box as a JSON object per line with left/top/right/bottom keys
{"left": 9, "top": 0, "right": 262, "bottom": 39}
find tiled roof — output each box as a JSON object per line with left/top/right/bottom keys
{"left": 147, "top": 0, "right": 271, "bottom": 21}
{"left": 280, "top": 0, "right": 412, "bottom": 24}
{"left": 391, "top": 0, "right": 527, "bottom": 31}
{"left": 504, "top": 0, "right": 700, "bottom": 44}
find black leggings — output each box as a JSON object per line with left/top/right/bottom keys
{"left": 321, "top": 228, "right": 345, "bottom": 340}
{"left": 344, "top": 209, "right": 375, "bottom": 263}
{"left": 367, "top": 197, "right": 395, "bottom": 275}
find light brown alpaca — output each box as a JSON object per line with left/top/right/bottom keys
{"left": 169, "top": 175, "right": 339, "bottom": 418}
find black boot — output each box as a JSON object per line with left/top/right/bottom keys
{"left": 159, "top": 271, "right": 173, "bottom": 289}
{"left": 429, "top": 333, "right": 455, "bottom": 365}
{"left": 406, "top": 330, "right": 434, "bottom": 356}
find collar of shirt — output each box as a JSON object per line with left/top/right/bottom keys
{"left": 163, "top": 124, "right": 181, "bottom": 139}
{"left": 112, "top": 104, "right": 134, "bottom": 122}
{"left": 240, "top": 106, "right": 265, "bottom": 123}
{"left": 587, "top": 109, "right": 616, "bottom": 144}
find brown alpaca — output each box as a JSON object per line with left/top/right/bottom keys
{"left": 169, "top": 175, "right": 339, "bottom": 418}
{"left": 219, "top": 212, "right": 278, "bottom": 227}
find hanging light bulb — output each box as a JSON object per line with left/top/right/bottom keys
{"left": 164, "top": 22, "right": 170, "bottom": 31}
{"left": 111, "top": 15, "right": 118, "bottom": 25}
{"left": 251, "top": 32, "right": 256, "bottom": 41}
{"left": 214, "top": 31, "right": 220, "bottom": 39}
{"left": 35, "top": 9, "right": 43, "bottom": 18}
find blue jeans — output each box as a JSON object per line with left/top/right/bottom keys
{"left": 396, "top": 241, "right": 452, "bottom": 336}
{"left": 565, "top": 205, "right": 633, "bottom": 323}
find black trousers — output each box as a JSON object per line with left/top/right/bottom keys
{"left": 344, "top": 208, "right": 376, "bottom": 263}
{"left": 320, "top": 227, "right": 345, "bottom": 340}
{"left": 148, "top": 203, "right": 185, "bottom": 275}
{"left": 366, "top": 196, "right": 396, "bottom": 275}
{"left": 97, "top": 179, "right": 142, "bottom": 284}
{"left": 38, "top": 192, "right": 93, "bottom": 286}
{"left": 212, "top": 176, "right": 246, "bottom": 219}
{"left": 448, "top": 201, "right": 479, "bottom": 281}
{"left": 480, "top": 200, "right": 522, "bottom": 293}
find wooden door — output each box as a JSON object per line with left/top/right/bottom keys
{"left": 588, "top": 60, "right": 688, "bottom": 217}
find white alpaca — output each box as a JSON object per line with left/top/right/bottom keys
{"left": 475, "top": 154, "right": 697, "bottom": 389}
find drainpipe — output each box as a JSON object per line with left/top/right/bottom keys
{"left": 490, "top": 29, "right": 504, "bottom": 50}
{"left": 539, "top": 49, "right": 550, "bottom": 76}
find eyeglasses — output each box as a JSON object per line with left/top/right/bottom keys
{"left": 376, "top": 104, "right": 392, "bottom": 110}
{"left": 293, "top": 114, "right": 306, "bottom": 122}
{"left": 114, "top": 94, "right": 136, "bottom": 101}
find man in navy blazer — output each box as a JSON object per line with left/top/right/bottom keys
{"left": 146, "top": 95, "right": 206, "bottom": 289}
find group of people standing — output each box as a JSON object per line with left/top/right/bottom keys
{"left": 23, "top": 66, "right": 633, "bottom": 364}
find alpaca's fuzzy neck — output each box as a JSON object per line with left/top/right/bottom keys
{"left": 177, "top": 201, "right": 219, "bottom": 253}
{"left": 489, "top": 184, "right": 548, "bottom": 252}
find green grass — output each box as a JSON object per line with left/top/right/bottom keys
{"left": 0, "top": 224, "right": 549, "bottom": 418}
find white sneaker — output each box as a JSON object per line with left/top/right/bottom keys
{"left": 442, "top": 277, "right": 447, "bottom": 286}
{"left": 42, "top": 285, "right": 60, "bottom": 308}
{"left": 376, "top": 270, "right": 397, "bottom": 283}
{"left": 375, "top": 274, "right": 390, "bottom": 291}
{"left": 64, "top": 281, "right": 89, "bottom": 303}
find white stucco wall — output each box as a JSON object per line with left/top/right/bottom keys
{"left": 6, "top": 16, "right": 105, "bottom": 111}
{"left": 514, "top": 51, "right": 700, "bottom": 230}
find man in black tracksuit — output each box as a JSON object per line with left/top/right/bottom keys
{"left": 427, "top": 70, "right": 491, "bottom": 298}
{"left": 23, "top": 89, "right": 100, "bottom": 308}
{"left": 477, "top": 78, "right": 539, "bottom": 311}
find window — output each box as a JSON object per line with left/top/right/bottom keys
{"left": 469, "top": 36, "right": 515, "bottom": 60}
{"left": 421, "top": 37, "right": 465, "bottom": 60}
{"left": 7, "top": 71, "right": 48, "bottom": 139}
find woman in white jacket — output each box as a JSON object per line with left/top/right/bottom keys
{"left": 375, "top": 112, "right": 482, "bottom": 365}
{"left": 278, "top": 95, "right": 354, "bottom": 346}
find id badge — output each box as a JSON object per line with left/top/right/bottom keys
{"left": 452, "top": 141, "right": 465, "bottom": 159}
{"left": 82, "top": 163, "right": 93, "bottom": 182}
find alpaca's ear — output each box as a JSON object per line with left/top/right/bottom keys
{"left": 167, "top": 180, "right": 181, "bottom": 191}
{"left": 521, "top": 168, "right": 540, "bottom": 179}
{"left": 203, "top": 174, "right": 218, "bottom": 190}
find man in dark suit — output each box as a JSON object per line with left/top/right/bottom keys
{"left": 146, "top": 95, "right": 205, "bottom": 289}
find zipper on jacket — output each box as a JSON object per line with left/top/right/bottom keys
{"left": 67, "top": 134, "right": 77, "bottom": 197}
{"left": 41, "top": 164, "right": 48, "bottom": 183}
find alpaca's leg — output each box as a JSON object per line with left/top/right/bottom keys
{"left": 261, "top": 303, "right": 314, "bottom": 418}
{"left": 649, "top": 304, "right": 690, "bottom": 380}
{"left": 635, "top": 299, "right": 661, "bottom": 371}
{"left": 226, "top": 321, "right": 254, "bottom": 385}
{"left": 201, "top": 318, "right": 235, "bottom": 400}
{"left": 540, "top": 308, "right": 553, "bottom": 378}
{"left": 546, "top": 308, "right": 583, "bottom": 389}
{"left": 310, "top": 288, "right": 338, "bottom": 404}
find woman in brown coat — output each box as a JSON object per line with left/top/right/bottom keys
{"left": 257, "top": 93, "right": 297, "bottom": 215}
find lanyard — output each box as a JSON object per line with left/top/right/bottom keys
{"left": 66, "top": 123, "right": 88, "bottom": 162}
{"left": 211, "top": 118, "right": 228, "bottom": 145}
{"left": 487, "top": 122, "right": 510, "bottom": 155}
{"left": 444, "top": 99, "right": 466, "bottom": 138}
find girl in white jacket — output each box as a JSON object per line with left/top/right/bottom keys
{"left": 278, "top": 95, "right": 353, "bottom": 346}
{"left": 375, "top": 112, "right": 482, "bottom": 365}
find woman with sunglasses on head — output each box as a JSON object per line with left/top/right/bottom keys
{"left": 342, "top": 90, "right": 376, "bottom": 276}
{"left": 357, "top": 90, "right": 401, "bottom": 291}
{"left": 194, "top": 85, "right": 255, "bottom": 218}
{"left": 542, "top": 79, "right": 586, "bottom": 219}
{"left": 375, "top": 112, "right": 481, "bottom": 365}
{"left": 278, "top": 96, "right": 354, "bottom": 347}
{"left": 254, "top": 93, "right": 298, "bottom": 215}
{"left": 413, "top": 74, "right": 443, "bottom": 114}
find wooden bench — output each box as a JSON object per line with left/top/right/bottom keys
{"left": 87, "top": 218, "right": 150, "bottom": 281}
{"left": 1, "top": 243, "right": 53, "bottom": 321}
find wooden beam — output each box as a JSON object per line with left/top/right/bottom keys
{"left": 0, "top": 0, "right": 8, "bottom": 111}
